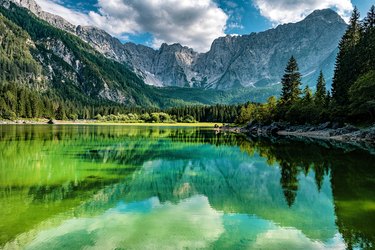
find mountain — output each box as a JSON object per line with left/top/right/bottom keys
{"left": 195, "top": 9, "right": 347, "bottom": 89}
{"left": 0, "top": 0, "right": 278, "bottom": 110}
{"left": 5, "top": 0, "right": 347, "bottom": 90}
{"left": 0, "top": 0, "right": 169, "bottom": 107}
{"left": 72, "top": 9, "right": 348, "bottom": 90}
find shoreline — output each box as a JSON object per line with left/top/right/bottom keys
{"left": 217, "top": 122, "right": 375, "bottom": 146}
{"left": 0, "top": 119, "right": 222, "bottom": 127}
{"left": 2, "top": 119, "right": 373, "bottom": 147}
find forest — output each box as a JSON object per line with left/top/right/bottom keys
{"left": 236, "top": 5, "right": 375, "bottom": 126}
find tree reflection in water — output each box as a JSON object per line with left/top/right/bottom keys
{"left": 0, "top": 125, "right": 373, "bottom": 249}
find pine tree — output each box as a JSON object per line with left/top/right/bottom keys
{"left": 332, "top": 7, "right": 362, "bottom": 107}
{"left": 361, "top": 5, "right": 375, "bottom": 77}
{"left": 302, "top": 86, "right": 313, "bottom": 104}
{"left": 56, "top": 105, "right": 66, "bottom": 120}
{"left": 349, "top": 70, "right": 375, "bottom": 120}
{"left": 325, "top": 91, "right": 331, "bottom": 108}
{"left": 280, "top": 56, "right": 302, "bottom": 107}
{"left": 16, "top": 88, "right": 25, "bottom": 118}
{"left": 363, "top": 5, "right": 375, "bottom": 31}
{"left": 314, "top": 71, "right": 327, "bottom": 106}
{"left": 343, "top": 7, "right": 362, "bottom": 48}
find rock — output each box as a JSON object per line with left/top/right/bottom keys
{"left": 364, "top": 129, "right": 375, "bottom": 142}
{"left": 266, "top": 122, "right": 284, "bottom": 135}
{"left": 269, "top": 126, "right": 280, "bottom": 135}
{"left": 8, "top": 0, "right": 76, "bottom": 33}
{"left": 331, "top": 122, "right": 341, "bottom": 129}
{"left": 317, "top": 122, "right": 331, "bottom": 130}
{"left": 245, "top": 121, "right": 254, "bottom": 129}
{"left": 48, "top": 119, "right": 56, "bottom": 124}
{"left": 330, "top": 125, "right": 359, "bottom": 136}
{"left": 343, "top": 125, "right": 359, "bottom": 133}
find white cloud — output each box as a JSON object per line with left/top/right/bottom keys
{"left": 35, "top": 0, "right": 92, "bottom": 26}
{"left": 35, "top": 0, "right": 228, "bottom": 52}
{"left": 24, "top": 196, "right": 224, "bottom": 249}
{"left": 253, "top": 228, "right": 346, "bottom": 249}
{"left": 253, "top": 0, "right": 353, "bottom": 24}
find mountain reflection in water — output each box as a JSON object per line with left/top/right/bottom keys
{"left": 0, "top": 125, "right": 374, "bottom": 249}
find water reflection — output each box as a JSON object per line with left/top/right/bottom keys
{"left": 0, "top": 125, "right": 374, "bottom": 249}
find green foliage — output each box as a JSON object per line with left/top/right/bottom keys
{"left": 280, "top": 56, "right": 302, "bottom": 108}
{"left": 95, "top": 112, "right": 197, "bottom": 123}
{"left": 314, "top": 71, "right": 327, "bottom": 107}
{"left": 181, "top": 115, "right": 196, "bottom": 123}
{"left": 349, "top": 70, "right": 375, "bottom": 120}
{"left": 331, "top": 5, "right": 375, "bottom": 122}
{"left": 0, "top": 83, "right": 53, "bottom": 119}
{"left": 55, "top": 105, "right": 66, "bottom": 120}
{"left": 235, "top": 4, "right": 374, "bottom": 126}
{"left": 363, "top": 5, "right": 375, "bottom": 30}
{"left": 332, "top": 7, "right": 363, "bottom": 107}
{"left": 302, "top": 86, "right": 313, "bottom": 104}
{"left": 167, "top": 104, "right": 241, "bottom": 123}
{"left": 236, "top": 96, "right": 277, "bottom": 125}
{"left": 0, "top": 13, "right": 43, "bottom": 87}
{"left": 237, "top": 103, "right": 258, "bottom": 124}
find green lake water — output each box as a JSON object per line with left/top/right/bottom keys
{"left": 0, "top": 125, "right": 374, "bottom": 249}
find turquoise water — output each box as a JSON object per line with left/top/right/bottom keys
{"left": 0, "top": 125, "right": 374, "bottom": 249}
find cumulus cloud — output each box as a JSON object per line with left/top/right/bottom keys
{"left": 253, "top": 0, "right": 354, "bottom": 24}
{"left": 24, "top": 196, "right": 224, "bottom": 249}
{"left": 36, "top": 0, "right": 228, "bottom": 52}
{"left": 35, "top": 0, "right": 92, "bottom": 26}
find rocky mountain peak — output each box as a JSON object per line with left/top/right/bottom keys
{"left": 159, "top": 43, "right": 195, "bottom": 54}
{"left": 4, "top": 0, "right": 76, "bottom": 32}
{"left": 304, "top": 8, "right": 346, "bottom": 24}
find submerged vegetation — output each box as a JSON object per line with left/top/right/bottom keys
{"left": 0, "top": 125, "right": 374, "bottom": 249}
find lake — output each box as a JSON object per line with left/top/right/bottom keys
{"left": 0, "top": 125, "right": 374, "bottom": 249}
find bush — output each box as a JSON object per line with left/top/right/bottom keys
{"left": 183, "top": 115, "right": 196, "bottom": 123}
{"left": 2, "top": 110, "right": 17, "bottom": 120}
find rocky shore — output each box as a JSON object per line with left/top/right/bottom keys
{"left": 217, "top": 121, "right": 375, "bottom": 146}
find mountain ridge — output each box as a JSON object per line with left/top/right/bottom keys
{"left": 4, "top": 0, "right": 347, "bottom": 90}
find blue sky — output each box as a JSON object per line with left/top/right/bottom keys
{"left": 35, "top": 0, "right": 374, "bottom": 52}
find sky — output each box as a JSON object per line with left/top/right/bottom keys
{"left": 34, "top": 0, "right": 374, "bottom": 52}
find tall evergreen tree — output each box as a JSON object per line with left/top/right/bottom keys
{"left": 56, "top": 105, "right": 66, "bottom": 120}
{"left": 363, "top": 5, "right": 375, "bottom": 30}
{"left": 280, "top": 56, "right": 302, "bottom": 107}
{"left": 332, "top": 7, "right": 362, "bottom": 107}
{"left": 361, "top": 5, "right": 375, "bottom": 77}
{"left": 302, "top": 86, "right": 313, "bottom": 104}
{"left": 314, "top": 71, "right": 327, "bottom": 106}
